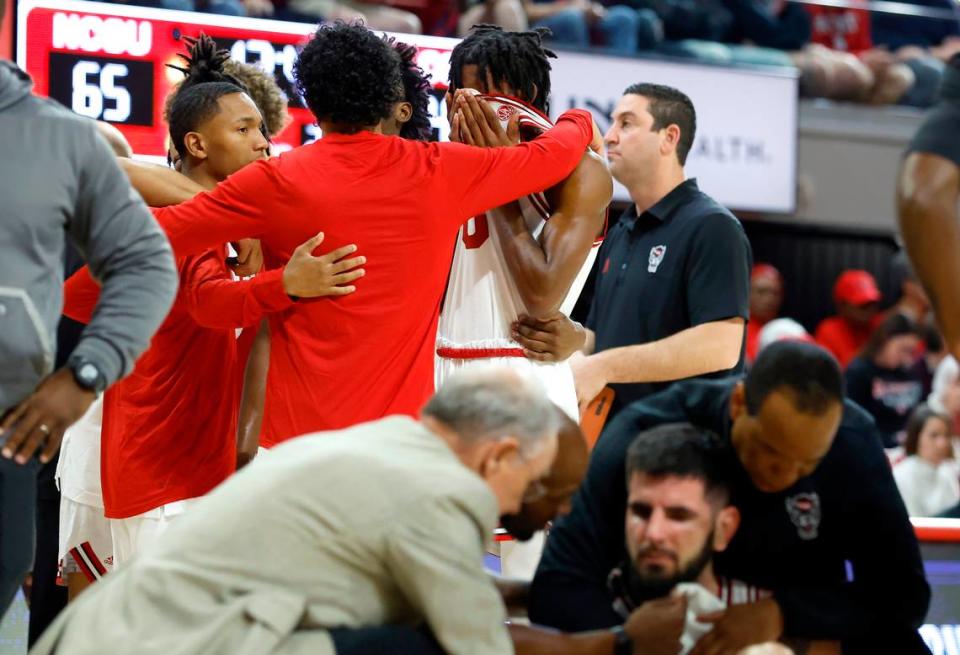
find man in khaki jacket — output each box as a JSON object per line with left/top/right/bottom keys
{"left": 32, "top": 367, "right": 559, "bottom": 655}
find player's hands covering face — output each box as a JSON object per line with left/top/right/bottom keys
{"left": 451, "top": 89, "right": 521, "bottom": 148}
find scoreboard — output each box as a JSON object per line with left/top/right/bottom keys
{"left": 16, "top": 0, "right": 457, "bottom": 157}
{"left": 16, "top": 0, "right": 801, "bottom": 212}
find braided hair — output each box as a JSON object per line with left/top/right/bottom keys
{"left": 166, "top": 34, "right": 250, "bottom": 161}
{"left": 385, "top": 36, "right": 433, "bottom": 141}
{"left": 448, "top": 25, "right": 556, "bottom": 114}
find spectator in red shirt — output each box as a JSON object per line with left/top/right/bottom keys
{"left": 745, "top": 263, "right": 784, "bottom": 364}
{"left": 150, "top": 23, "right": 598, "bottom": 446}
{"left": 803, "top": 3, "right": 918, "bottom": 104}
{"left": 815, "top": 269, "right": 883, "bottom": 368}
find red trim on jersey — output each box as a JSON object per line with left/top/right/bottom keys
{"left": 68, "top": 544, "right": 100, "bottom": 583}
{"left": 437, "top": 347, "right": 526, "bottom": 359}
{"left": 81, "top": 542, "right": 108, "bottom": 577}
{"left": 481, "top": 93, "right": 554, "bottom": 126}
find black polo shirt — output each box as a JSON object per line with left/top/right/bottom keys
{"left": 529, "top": 379, "right": 931, "bottom": 653}
{"left": 586, "top": 179, "right": 751, "bottom": 413}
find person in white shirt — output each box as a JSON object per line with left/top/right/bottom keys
{"left": 894, "top": 404, "right": 959, "bottom": 516}
{"left": 928, "top": 356, "right": 960, "bottom": 428}
{"left": 55, "top": 398, "right": 112, "bottom": 599}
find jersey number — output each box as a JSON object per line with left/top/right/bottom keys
{"left": 462, "top": 214, "right": 489, "bottom": 249}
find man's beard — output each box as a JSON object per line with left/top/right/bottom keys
{"left": 625, "top": 531, "right": 714, "bottom": 603}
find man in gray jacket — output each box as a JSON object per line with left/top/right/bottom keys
{"left": 0, "top": 27, "right": 178, "bottom": 615}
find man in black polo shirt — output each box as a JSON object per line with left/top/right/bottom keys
{"left": 898, "top": 54, "right": 960, "bottom": 361}
{"left": 529, "top": 342, "right": 931, "bottom": 654}
{"left": 512, "top": 83, "right": 751, "bottom": 417}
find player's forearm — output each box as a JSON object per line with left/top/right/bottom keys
{"left": 188, "top": 267, "right": 292, "bottom": 330}
{"left": 583, "top": 327, "right": 596, "bottom": 355}
{"left": 237, "top": 320, "right": 269, "bottom": 468}
{"left": 454, "top": 110, "right": 593, "bottom": 220}
{"left": 593, "top": 318, "right": 744, "bottom": 384}
{"left": 118, "top": 158, "right": 204, "bottom": 207}
{"left": 489, "top": 202, "right": 569, "bottom": 317}
{"left": 897, "top": 156, "right": 960, "bottom": 358}
{"left": 510, "top": 624, "right": 617, "bottom": 655}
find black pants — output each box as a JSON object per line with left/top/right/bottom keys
{"left": 329, "top": 626, "right": 446, "bottom": 655}
{"left": 0, "top": 451, "right": 39, "bottom": 616}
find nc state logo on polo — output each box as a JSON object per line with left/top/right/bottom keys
{"left": 786, "top": 492, "right": 821, "bottom": 541}
{"left": 648, "top": 245, "right": 667, "bottom": 273}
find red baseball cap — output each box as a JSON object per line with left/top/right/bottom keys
{"left": 751, "top": 263, "right": 783, "bottom": 284}
{"left": 834, "top": 270, "right": 881, "bottom": 306}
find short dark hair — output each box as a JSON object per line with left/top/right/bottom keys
{"left": 386, "top": 36, "right": 434, "bottom": 141}
{"left": 625, "top": 423, "right": 734, "bottom": 503}
{"left": 449, "top": 24, "right": 556, "bottom": 113}
{"left": 295, "top": 22, "right": 402, "bottom": 130}
{"left": 860, "top": 312, "right": 920, "bottom": 362}
{"left": 903, "top": 404, "right": 952, "bottom": 456}
{"left": 166, "top": 34, "right": 248, "bottom": 162}
{"left": 745, "top": 341, "right": 843, "bottom": 415}
{"left": 623, "top": 83, "right": 697, "bottom": 165}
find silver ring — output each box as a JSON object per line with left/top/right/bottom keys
{"left": 38, "top": 424, "right": 51, "bottom": 435}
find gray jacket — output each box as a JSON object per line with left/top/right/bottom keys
{"left": 0, "top": 60, "right": 178, "bottom": 411}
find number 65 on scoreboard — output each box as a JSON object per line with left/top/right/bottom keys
{"left": 47, "top": 52, "right": 154, "bottom": 126}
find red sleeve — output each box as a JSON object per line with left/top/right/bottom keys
{"left": 152, "top": 159, "right": 274, "bottom": 259}
{"left": 438, "top": 109, "right": 595, "bottom": 223}
{"left": 63, "top": 266, "right": 102, "bottom": 325}
{"left": 180, "top": 250, "right": 294, "bottom": 330}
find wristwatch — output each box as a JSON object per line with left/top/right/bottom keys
{"left": 68, "top": 357, "right": 106, "bottom": 395}
{"left": 609, "top": 625, "right": 632, "bottom": 655}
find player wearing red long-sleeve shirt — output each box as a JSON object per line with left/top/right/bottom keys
{"left": 63, "top": 59, "right": 365, "bottom": 565}
{"left": 151, "top": 23, "right": 599, "bottom": 446}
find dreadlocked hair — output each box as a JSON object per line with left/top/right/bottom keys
{"left": 295, "top": 22, "right": 402, "bottom": 130}
{"left": 165, "top": 33, "right": 249, "bottom": 160}
{"left": 167, "top": 34, "right": 246, "bottom": 88}
{"left": 448, "top": 24, "right": 555, "bottom": 114}
{"left": 384, "top": 36, "right": 433, "bottom": 141}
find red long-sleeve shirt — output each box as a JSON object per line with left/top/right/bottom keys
{"left": 63, "top": 245, "right": 293, "bottom": 517}
{"left": 153, "top": 110, "right": 594, "bottom": 446}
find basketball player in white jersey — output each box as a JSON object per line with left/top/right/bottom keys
{"left": 55, "top": 397, "right": 112, "bottom": 600}
{"left": 437, "top": 25, "right": 613, "bottom": 420}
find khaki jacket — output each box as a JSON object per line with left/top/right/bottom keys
{"left": 32, "top": 417, "right": 511, "bottom": 655}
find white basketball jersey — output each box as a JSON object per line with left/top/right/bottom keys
{"left": 437, "top": 95, "right": 601, "bottom": 352}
